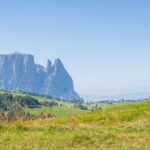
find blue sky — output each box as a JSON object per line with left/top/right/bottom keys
{"left": 0, "top": 0, "right": 150, "bottom": 100}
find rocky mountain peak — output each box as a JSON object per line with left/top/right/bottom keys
{"left": 46, "top": 59, "right": 52, "bottom": 73}
{"left": 0, "top": 52, "right": 83, "bottom": 102}
{"left": 53, "top": 58, "right": 64, "bottom": 68}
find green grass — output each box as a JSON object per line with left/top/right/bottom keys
{"left": 27, "top": 106, "right": 86, "bottom": 117}
{"left": 0, "top": 100, "right": 150, "bottom": 149}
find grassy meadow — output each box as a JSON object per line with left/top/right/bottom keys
{"left": 0, "top": 100, "right": 150, "bottom": 150}
{"left": 27, "top": 106, "right": 86, "bottom": 117}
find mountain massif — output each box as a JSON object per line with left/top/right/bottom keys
{"left": 0, "top": 52, "right": 82, "bottom": 102}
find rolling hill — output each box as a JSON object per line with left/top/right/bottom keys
{"left": 0, "top": 97, "right": 150, "bottom": 150}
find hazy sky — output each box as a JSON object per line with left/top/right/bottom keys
{"left": 0, "top": 0, "right": 150, "bottom": 100}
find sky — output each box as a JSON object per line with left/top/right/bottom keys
{"left": 0, "top": 0, "right": 150, "bottom": 100}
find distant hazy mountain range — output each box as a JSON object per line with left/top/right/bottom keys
{"left": 82, "top": 92, "right": 150, "bottom": 102}
{"left": 0, "top": 52, "right": 82, "bottom": 102}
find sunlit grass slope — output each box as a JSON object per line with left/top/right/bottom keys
{"left": 27, "top": 106, "right": 86, "bottom": 117}
{"left": 0, "top": 100, "right": 150, "bottom": 150}
{"left": 0, "top": 89, "right": 86, "bottom": 117}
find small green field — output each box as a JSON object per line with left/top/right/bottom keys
{"left": 27, "top": 106, "right": 86, "bottom": 117}
{"left": 0, "top": 100, "right": 150, "bottom": 150}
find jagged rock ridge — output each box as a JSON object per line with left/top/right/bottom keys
{"left": 0, "top": 52, "right": 82, "bottom": 102}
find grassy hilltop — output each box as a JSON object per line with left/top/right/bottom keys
{"left": 0, "top": 92, "right": 150, "bottom": 150}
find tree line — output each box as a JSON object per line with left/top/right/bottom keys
{"left": 0, "top": 93, "right": 58, "bottom": 121}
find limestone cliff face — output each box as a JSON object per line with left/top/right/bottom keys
{"left": 0, "top": 52, "right": 82, "bottom": 102}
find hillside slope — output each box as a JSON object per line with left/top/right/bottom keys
{"left": 0, "top": 90, "right": 86, "bottom": 118}
{"left": 0, "top": 100, "right": 150, "bottom": 150}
